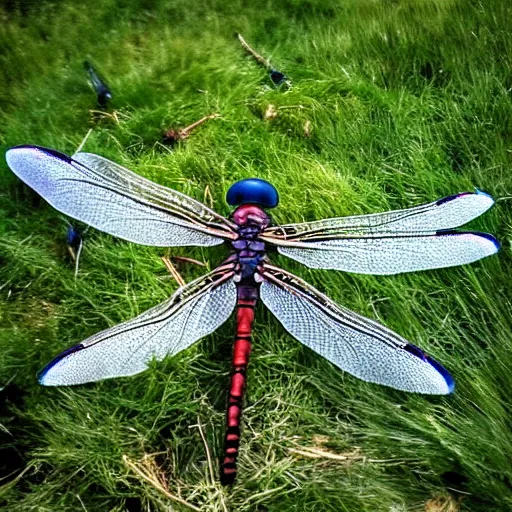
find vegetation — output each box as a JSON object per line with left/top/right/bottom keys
{"left": 0, "top": 0, "right": 510, "bottom": 510}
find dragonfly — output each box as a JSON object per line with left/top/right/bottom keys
{"left": 84, "top": 61, "right": 112, "bottom": 109}
{"left": 6, "top": 145, "right": 499, "bottom": 485}
{"left": 64, "top": 222, "right": 87, "bottom": 278}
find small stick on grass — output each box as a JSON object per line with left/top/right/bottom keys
{"left": 237, "top": 33, "right": 270, "bottom": 68}
{"left": 163, "top": 114, "right": 220, "bottom": 146}
{"left": 76, "top": 494, "right": 88, "bottom": 512}
{"left": 192, "top": 416, "right": 215, "bottom": 486}
{"left": 123, "top": 455, "right": 201, "bottom": 511}
{"left": 204, "top": 184, "right": 215, "bottom": 209}
{"left": 161, "top": 256, "right": 186, "bottom": 287}
{"left": 171, "top": 256, "right": 207, "bottom": 267}
{"left": 75, "top": 128, "right": 93, "bottom": 154}
{"left": 288, "top": 446, "right": 364, "bottom": 462}
{"left": 236, "top": 33, "right": 290, "bottom": 87}
{"left": 304, "top": 120, "right": 312, "bottom": 137}
{"left": 89, "top": 110, "right": 120, "bottom": 125}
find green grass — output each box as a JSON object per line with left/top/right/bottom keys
{"left": 0, "top": 0, "right": 511, "bottom": 510}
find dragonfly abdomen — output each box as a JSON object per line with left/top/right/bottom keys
{"left": 221, "top": 284, "right": 258, "bottom": 485}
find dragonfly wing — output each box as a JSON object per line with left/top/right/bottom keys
{"left": 40, "top": 265, "right": 237, "bottom": 385}
{"left": 261, "top": 192, "right": 498, "bottom": 274}
{"left": 259, "top": 264, "right": 454, "bottom": 394}
{"left": 6, "top": 145, "right": 236, "bottom": 247}
{"left": 263, "top": 191, "right": 495, "bottom": 239}
{"left": 275, "top": 231, "right": 499, "bottom": 274}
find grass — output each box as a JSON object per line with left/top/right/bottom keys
{"left": 0, "top": 0, "right": 511, "bottom": 510}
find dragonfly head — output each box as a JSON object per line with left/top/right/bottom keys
{"left": 226, "top": 178, "right": 279, "bottom": 209}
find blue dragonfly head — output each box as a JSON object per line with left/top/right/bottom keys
{"left": 226, "top": 178, "right": 279, "bottom": 209}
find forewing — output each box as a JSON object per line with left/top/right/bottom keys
{"left": 264, "top": 191, "right": 494, "bottom": 240}
{"left": 40, "top": 265, "right": 237, "bottom": 385}
{"left": 261, "top": 192, "right": 498, "bottom": 274}
{"left": 6, "top": 145, "right": 236, "bottom": 247}
{"left": 259, "top": 265, "right": 454, "bottom": 394}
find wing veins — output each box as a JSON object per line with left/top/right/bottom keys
{"left": 262, "top": 264, "right": 405, "bottom": 349}
{"left": 82, "top": 266, "right": 234, "bottom": 350}
{"left": 73, "top": 153, "right": 235, "bottom": 231}
{"left": 57, "top": 174, "right": 235, "bottom": 239}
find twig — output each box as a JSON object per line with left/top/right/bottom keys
{"left": 264, "top": 104, "right": 278, "bottom": 120}
{"left": 161, "top": 256, "right": 186, "bottom": 287}
{"left": 289, "top": 445, "right": 414, "bottom": 465}
{"left": 236, "top": 33, "right": 290, "bottom": 87}
{"left": 75, "top": 128, "right": 93, "bottom": 154}
{"left": 236, "top": 33, "right": 270, "bottom": 69}
{"left": 304, "top": 120, "right": 312, "bottom": 137}
{"left": 195, "top": 416, "right": 215, "bottom": 485}
{"left": 163, "top": 114, "right": 219, "bottom": 145}
{"left": 172, "top": 256, "right": 207, "bottom": 267}
{"left": 181, "top": 114, "right": 220, "bottom": 138}
{"left": 74, "top": 238, "right": 83, "bottom": 279}
{"left": 204, "top": 184, "right": 214, "bottom": 209}
{"left": 288, "top": 446, "right": 363, "bottom": 461}
{"left": 89, "top": 110, "right": 120, "bottom": 124}
{"left": 63, "top": 221, "right": 89, "bottom": 278}
{"left": 123, "top": 455, "right": 201, "bottom": 511}
{"left": 76, "top": 494, "right": 89, "bottom": 512}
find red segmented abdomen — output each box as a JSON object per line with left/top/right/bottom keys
{"left": 220, "top": 287, "right": 258, "bottom": 485}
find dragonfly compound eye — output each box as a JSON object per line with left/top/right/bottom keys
{"left": 226, "top": 178, "right": 279, "bottom": 208}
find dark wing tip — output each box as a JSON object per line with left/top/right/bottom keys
{"left": 434, "top": 230, "right": 501, "bottom": 253}
{"left": 435, "top": 189, "right": 494, "bottom": 207}
{"left": 436, "top": 188, "right": 494, "bottom": 206}
{"left": 405, "top": 344, "right": 455, "bottom": 394}
{"left": 474, "top": 232, "right": 501, "bottom": 252}
{"left": 425, "top": 354, "right": 455, "bottom": 394}
{"left": 7, "top": 145, "right": 72, "bottom": 163}
{"left": 435, "top": 192, "right": 471, "bottom": 206}
{"left": 38, "top": 344, "right": 84, "bottom": 385}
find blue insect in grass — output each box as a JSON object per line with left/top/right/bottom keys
{"left": 84, "top": 61, "right": 112, "bottom": 109}
{"left": 64, "top": 220, "right": 87, "bottom": 277}
{"left": 269, "top": 69, "right": 288, "bottom": 86}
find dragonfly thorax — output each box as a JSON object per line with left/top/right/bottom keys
{"left": 230, "top": 205, "right": 269, "bottom": 280}
{"left": 232, "top": 204, "right": 271, "bottom": 233}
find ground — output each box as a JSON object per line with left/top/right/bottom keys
{"left": 0, "top": 0, "right": 511, "bottom": 510}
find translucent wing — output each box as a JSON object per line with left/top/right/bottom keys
{"left": 261, "top": 192, "right": 499, "bottom": 274}
{"left": 269, "top": 232, "right": 499, "bottom": 275}
{"left": 6, "top": 145, "right": 236, "bottom": 247}
{"left": 259, "top": 264, "right": 454, "bottom": 394}
{"left": 40, "top": 265, "right": 236, "bottom": 385}
{"left": 264, "top": 191, "right": 494, "bottom": 239}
